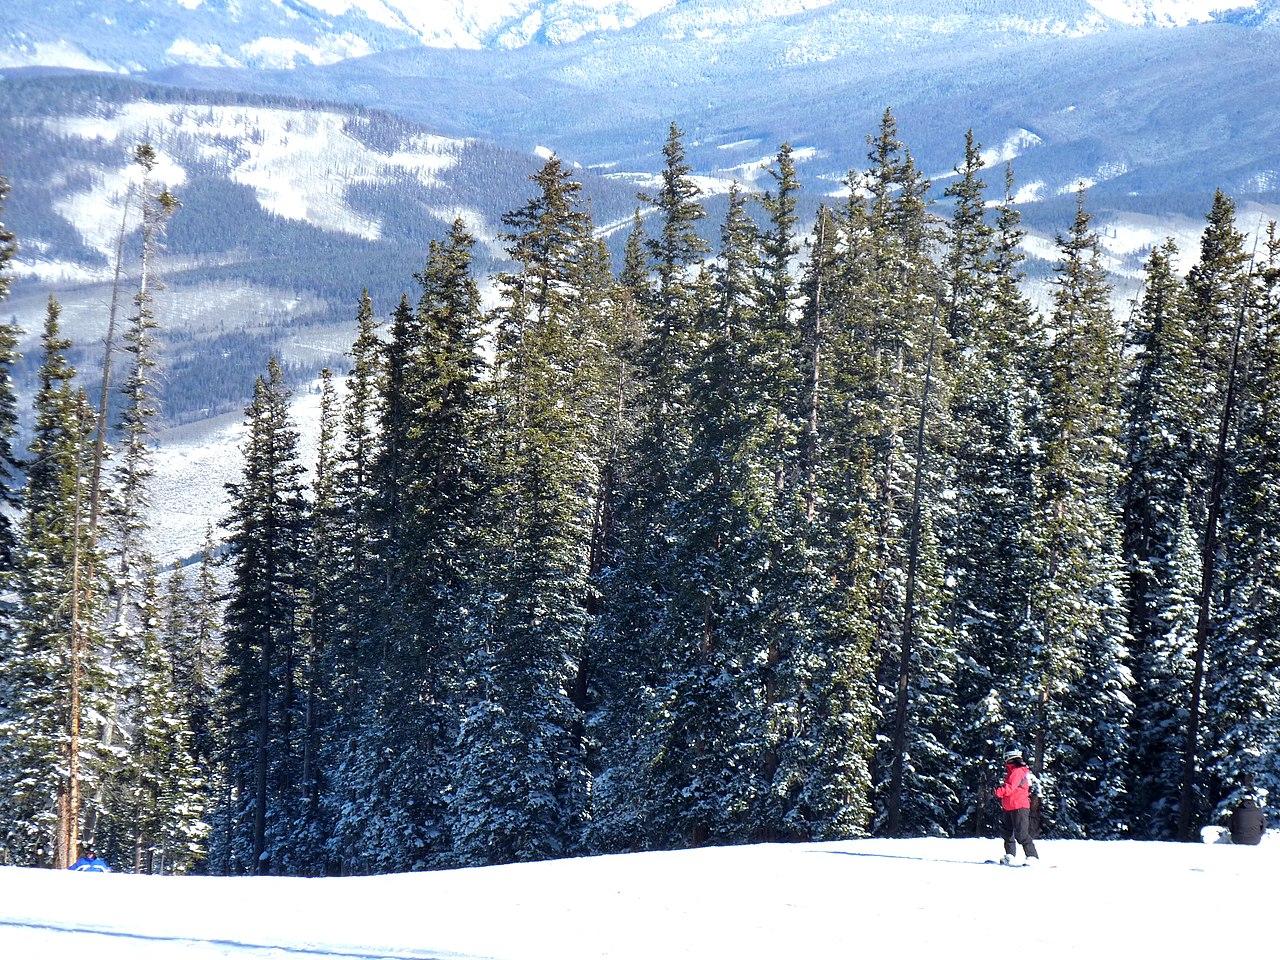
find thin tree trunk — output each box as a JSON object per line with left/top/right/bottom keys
{"left": 885, "top": 313, "right": 939, "bottom": 836}
{"left": 83, "top": 183, "right": 141, "bottom": 845}
{"left": 59, "top": 432, "right": 88, "bottom": 868}
{"left": 803, "top": 211, "right": 827, "bottom": 522}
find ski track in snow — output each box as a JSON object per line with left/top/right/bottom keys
{"left": 1, "top": 838, "right": 1275, "bottom": 959}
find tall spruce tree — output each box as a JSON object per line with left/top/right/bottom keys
{"left": 453, "top": 159, "right": 605, "bottom": 865}
{"left": 1207, "top": 222, "right": 1280, "bottom": 819}
{"left": 1121, "top": 241, "right": 1199, "bottom": 838}
{"left": 946, "top": 157, "right": 1044, "bottom": 836}
{"left": 0, "top": 299, "right": 103, "bottom": 866}
{"left": 219, "top": 359, "right": 308, "bottom": 874}
{"left": 593, "top": 126, "right": 708, "bottom": 851}
{"left": 1030, "top": 193, "right": 1132, "bottom": 837}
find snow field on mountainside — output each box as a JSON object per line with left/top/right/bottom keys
{"left": 0, "top": 838, "right": 1274, "bottom": 959}
{"left": 41, "top": 103, "right": 465, "bottom": 250}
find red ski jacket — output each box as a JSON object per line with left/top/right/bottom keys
{"left": 995, "top": 764, "right": 1033, "bottom": 811}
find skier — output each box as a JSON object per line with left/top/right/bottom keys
{"left": 69, "top": 847, "right": 111, "bottom": 872}
{"left": 994, "top": 748, "right": 1040, "bottom": 865}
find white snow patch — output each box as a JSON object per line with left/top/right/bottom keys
{"left": 10, "top": 258, "right": 111, "bottom": 284}
{"left": 0, "top": 40, "right": 123, "bottom": 73}
{"left": 43, "top": 103, "right": 465, "bottom": 244}
{"left": 239, "top": 33, "right": 373, "bottom": 68}
{"left": 717, "top": 138, "right": 763, "bottom": 151}
{"left": 534, "top": 144, "right": 556, "bottom": 160}
{"left": 166, "top": 39, "right": 241, "bottom": 68}
{"left": 1086, "top": 1, "right": 1257, "bottom": 27}
{"left": 0, "top": 838, "right": 1276, "bottom": 959}
{"left": 1013, "top": 180, "right": 1046, "bottom": 204}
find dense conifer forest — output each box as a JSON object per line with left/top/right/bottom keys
{"left": 1, "top": 112, "right": 1278, "bottom": 874}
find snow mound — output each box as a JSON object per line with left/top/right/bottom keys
{"left": 0, "top": 838, "right": 1274, "bottom": 959}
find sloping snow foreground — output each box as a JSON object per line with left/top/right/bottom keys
{"left": 0, "top": 839, "right": 1274, "bottom": 957}
{"left": 0, "top": 837, "right": 1272, "bottom": 958}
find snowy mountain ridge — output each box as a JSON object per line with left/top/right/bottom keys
{"left": 1, "top": 0, "right": 1275, "bottom": 73}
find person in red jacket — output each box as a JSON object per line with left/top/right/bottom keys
{"left": 995, "top": 748, "right": 1040, "bottom": 864}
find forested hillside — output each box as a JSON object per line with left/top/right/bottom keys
{"left": 0, "top": 72, "right": 638, "bottom": 425}
{"left": 0, "top": 114, "right": 1276, "bottom": 876}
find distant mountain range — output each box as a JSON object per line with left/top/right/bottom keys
{"left": 2, "top": 1, "right": 1275, "bottom": 73}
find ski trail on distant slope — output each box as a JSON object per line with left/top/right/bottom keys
{"left": 0, "top": 918, "right": 493, "bottom": 960}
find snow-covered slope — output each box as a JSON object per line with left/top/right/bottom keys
{"left": 0, "top": 74, "right": 636, "bottom": 426}
{"left": 0, "top": 838, "right": 1274, "bottom": 958}
{"left": 4, "top": 0, "right": 1277, "bottom": 73}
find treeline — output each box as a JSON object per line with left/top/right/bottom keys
{"left": 2, "top": 113, "right": 1279, "bottom": 876}
{"left": 0, "top": 147, "right": 218, "bottom": 871}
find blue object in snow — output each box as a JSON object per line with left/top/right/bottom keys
{"left": 69, "top": 855, "right": 111, "bottom": 872}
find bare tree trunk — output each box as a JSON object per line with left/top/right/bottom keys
{"left": 89, "top": 184, "right": 136, "bottom": 537}
{"left": 83, "top": 180, "right": 142, "bottom": 845}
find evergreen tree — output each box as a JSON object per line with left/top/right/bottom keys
{"left": 945, "top": 156, "right": 1044, "bottom": 837}
{"left": 772, "top": 205, "right": 878, "bottom": 841}
{"left": 640, "top": 189, "right": 773, "bottom": 846}
{"left": 593, "top": 126, "right": 708, "bottom": 850}
{"left": 296, "top": 369, "right": 340, "bottom": 870}
{"left": 453, "top": 159, "right": 605, "bottom": 865}
{"left": 1208, "top": 223, "right": 1280, "bottom": 819}
{"left": 1029, "top": 193, "right": 1132, "bottom": 837}
{"left": 323, "top": 292, "right": 390, "bottom": 872}
{"left": 1121, "top": 241, "right": 1199, "bottom": 838}
{"left": 0, "top": 299, "right": 102, "bottom": 866}
{"left": 106, "top": 567, "right": 205, "bottom": 873}
{"left": 218, "top": 359, "right": 308, "bottom": 874}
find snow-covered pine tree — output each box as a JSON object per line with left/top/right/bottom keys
{"left": 106, "top": 566, "right": 205, "bottom": 873}
{"left": 592, "top": 126, "right": 708, "bottom": 852}
{"left": 0, "top": 299, "right": 104, "bottom": 866}
{"left": 944, "top": 154, "right": 1044, "bottom": 837}
{"left": 293, "top": 369, "right": 340, "bottom": 872}
{"left": 638, "top": 188, "right": 777, "bottom": 847}
{"left": 750, "top": 146, "right": 831, "bottom": 842}
{"left": 1120, "top": 241, "right": 1200, "bottom": 839}
{"left": 580, "top": 217, "right": 645, "bottom": 852}
{"left": 453, "top": 158, "right": 605, "bottom": 865}
{"left": 218, "top": 359, "right": 308, "bottom": 874}
{"left": 91, "top": 257, "right": 204, "bottom": 865}
{"left": 1029, "top": 193, "right": 1132, "bottom": 838}
{"left": 1176, "top": 192, "right": 1255, "bottom": 838}
{"left": 846, "top": 112, "right": 958, "bottom": 837}
{"left": 771, "top": 205, "right": 878, "bottom": 841}
{"left": 322, "top": 292, "right": 394, "bottom": 874}
{"left": 1207, "top": 222, "right": 1280, "bottom": 821}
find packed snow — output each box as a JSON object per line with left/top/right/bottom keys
{"left": 0, "top": 837, "right": 1274, "bottom": 959}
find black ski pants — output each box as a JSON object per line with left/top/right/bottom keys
{"left": 1003, "top": 808, "right": 1039, "bottom": 858}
